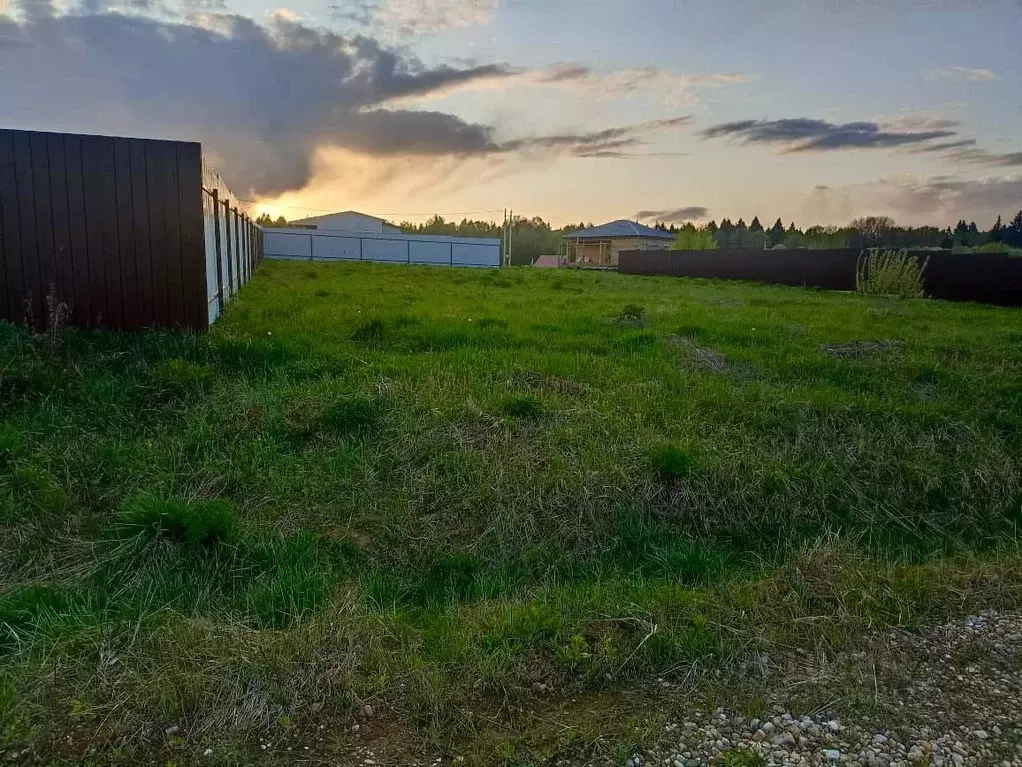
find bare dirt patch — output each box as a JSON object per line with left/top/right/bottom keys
{"left": 514, "top": 371, "right": 587, "bottom": 397}
{"left": 821, "top": 340, "right": 902, "bottom": 359}
{"left": 667, "top": 335, "right": 754, "bottom": 379}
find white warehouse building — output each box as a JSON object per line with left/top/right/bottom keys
{"left": 287, "top": 210, "right": 402, "bottom": 235}
{"left": 262, "top": 208, "right": 501, "bottom": 268}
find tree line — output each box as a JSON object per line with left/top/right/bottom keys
{"left": 668, "top": 212, "right": 1022, "bottom": 252}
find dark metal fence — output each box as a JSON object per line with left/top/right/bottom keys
{"left": 618, "top": 248, "right": 1022, "bottom": 306}
{"left": 0, "top": 128, "right": 261, "bottom": 331}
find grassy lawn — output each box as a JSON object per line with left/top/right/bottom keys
{"left": 1, "top": 261, "right": 1021, "bottom": 763}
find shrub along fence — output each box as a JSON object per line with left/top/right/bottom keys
{"left": 0, "top": 128, "right": 261, "bottom": 331}
{"left": 618, "top": 247, "right": 1022, "bottom": 306}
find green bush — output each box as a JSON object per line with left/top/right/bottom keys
{"left": 856, "top": 248, "right": 928, "bottom": 299}
{"left": 977, "top": 242, "right": 1014, "bottom": 253}
{"left": 118, "top": 495, "right": 239, "bottom": 549}
{"left": 672, "top": 223, "right": 717, "bottom": 251}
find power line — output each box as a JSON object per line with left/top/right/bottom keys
{"left": 237, "top": 198, "right": 505, "bottom": 218}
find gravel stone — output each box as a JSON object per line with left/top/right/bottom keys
{"left": 604, "top": 612, "right": 1022, "bottom": 767}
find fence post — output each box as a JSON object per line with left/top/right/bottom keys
{"left": 223, "top": 199, "right": 234, "bottom": 297}
{"left": 211, "top": 189, "right": 224, "bottom": 313}
{"left": 242, "top": 215, "right": 249, "bottom": 280}
{"left": 234, "top": 207, "right": 241, "bottom": 286}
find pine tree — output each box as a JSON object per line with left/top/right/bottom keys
{"left": 716, "top": 218, "right": 734, "bottom": 248}
{"left": 990, "top": 215, "right": 1004, "bottom": 243}
{"left": 953, "top": 220, "right": 970, "bottom": 247}
{"left": 749, "top": 216, "right": 764, "bottom": 233}
{"left": 1007, "top": 210, "right": 1022, "bottom": 247}
{"left": 768, "top": 218, "right": 785, "bottom": 247}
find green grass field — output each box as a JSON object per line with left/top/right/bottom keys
{"left": 2, "top": 261, "right": 1021, "bottom": 763}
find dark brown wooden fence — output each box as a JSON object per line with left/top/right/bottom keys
{"left": 0, "top": 128, "right": 261, "bottom": 331}
{"left": 618, "top": 248, "right": 1022, "bottom": 306}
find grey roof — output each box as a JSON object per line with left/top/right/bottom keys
{"left": 290, "top": 210, "right": 391, "bottom": 225}
{"left": 565, "top": 220, "right": 675, "bottom": 240}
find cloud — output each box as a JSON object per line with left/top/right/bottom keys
{"left": 503, "top": 117, "right": 692, "bottom": 159}
{"left": 926, "top": 65, "right": 998, "bottom": 82}
{"left": 906, "top": 135, "right": 1022, "bottom": 168}
{"left": 328, "top": 0, "right": 375, "bottom": 26}
{"left": 911, "top": 138, "right": 978, "bottom": 153}
{"left": 338, "top": 0, "right": 500, "bottom": 36}
{"left": 634, "top": 206, "right": 709, "bottom": 223}
{"left": 0, "top": 4, "right": 688, "bottom": 197}
{"left": 939, "top": 147, "right": 1022, "bottom": 168}
{"left": 698, "top": 112, "right": 1022, "bottom": 171}
{"left": 880, "top": 113, "right": 961, "bottom": 132}
{"left": 381, "top": 0, "right": 499, "bottom": 33}
{"left": 535, "top": 64, "right": 750, "bottom": 107}
{"left": 876, "top": 176, "right": 1022, "bottom": 223}
{"left": 700, "top": 117, "right": 957, "bottom": 152}
{"left": 805, "top": 175, "right": 1022, "bottom": 226}
{"left": 378, "top": 62, "right": 749, "bottom": 109}
{"left": 708, "top": 112, "right": 1022, "bottom": 171}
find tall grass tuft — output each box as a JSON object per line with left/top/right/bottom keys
{"left": 118, "top": 495, "right": 240, "bottom": 549}
{"left": 856, "top": 248, "right": 928, "bottom": 298}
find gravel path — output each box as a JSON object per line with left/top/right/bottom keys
{"left": 617, "top": 612, "right": 1022, "bottom": 767}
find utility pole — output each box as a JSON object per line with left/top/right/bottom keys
{"left": 502, "top": 209, "right": 508, "bottom": 267}
{"left": 507, "top": 210, "right": 513, "bottom": 266}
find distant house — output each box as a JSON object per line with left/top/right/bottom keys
{"left": 288, "top": 210, "right": 401, "bottom": 235}
{"left": 564, "top": 220, "right": 673, "bottom": 267}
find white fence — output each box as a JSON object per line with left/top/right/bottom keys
{"left": 202, "top": 161, "right": 258, "bottom": 325}
{"left": 263, "top": 228, "right": 501, "bottom": 268}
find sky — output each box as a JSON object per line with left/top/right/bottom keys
{"left": 1, "top": 0, "right": 1020, "bottom": 227}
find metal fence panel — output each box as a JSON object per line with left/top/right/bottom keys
{"left": 452, "top": 242, "right": 500, "bottom": 267}
{"left": 618, "top": 248, "right": 1022, "bottom": 306}
{"left": 0, "top": 128, "right": 207, "bottom": 330}
{"left": 362, "top": 237, "right": 408, "bottom": 263}
{"left": 262, "top": 227, "right": 500, "bottom": 268}
{"left": 409, "top": 240, "right": 451, "bottom": 265}
{"left": 312, "top": 234, "right": 362, "bottom": 260}
{"left": 263, "top": 230, "right": 312, "bottom": 259}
